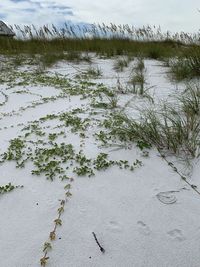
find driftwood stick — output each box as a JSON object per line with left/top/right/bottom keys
{"left": 92, "top": 232, "right": 105, "bottom": 253}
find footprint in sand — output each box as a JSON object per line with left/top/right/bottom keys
{"left": 167, "top": 229, "right": 185, "bottom": 241}
{"left": 137, "top": 221, "right": 151, "bottom": 236}
{"left": 106, "top": 221, "right": 123, "bottom": 233}
{"left": 156, "top": 191, "right": 178, "bottom": 204}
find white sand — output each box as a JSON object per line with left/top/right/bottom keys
{"left": 0, "top": 57, "right": 199, "bottom": 267}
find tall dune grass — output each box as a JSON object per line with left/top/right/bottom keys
{"left": 0, "top": 23, "right": 199, "bottom": 59}
{"left": 1, "top": 23, "right": 200, "bottom": 79}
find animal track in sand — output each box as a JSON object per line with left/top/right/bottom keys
{"left": 79, "top": 207, "right": 86, "bottom": 214}
{"left": 156, "top": 191, "right": 178, "bottom": 204}
{"left": 137, "top": 221, "right": 151, "bottom": 236}
{"left": 167, "top": 229, "right": 185, "bottom": 241}
{"left": 106, "top": 221, "right": 123, "bottom": 233}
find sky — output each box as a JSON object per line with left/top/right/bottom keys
{"left": 0, "top": 0, "right": 200, "bottom": 33}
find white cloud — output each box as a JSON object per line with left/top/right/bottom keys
{"left": 0, "top": 0, "right": 200, "bottom": 32}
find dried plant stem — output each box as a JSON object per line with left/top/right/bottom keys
{"left": 92, "top": 232, "right": 105, "bottom": 253}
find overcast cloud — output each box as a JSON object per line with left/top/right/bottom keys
{"left": 0, "top": 0, "right": 200, "bottom": 32}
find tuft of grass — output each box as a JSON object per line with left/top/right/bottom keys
{"left": 128, "top": 58, "right": 146, "bottom": 95}
{"left": 114, "top": 57, "right": 129, "bottom": 72}
{"left": 105, "top": 83, "right": 200, "bottom": 158}
{"left": 170, "top": 46, "right": 200, "bottom": 81}
{"left": 84, "top": 66, "right": 102, "bottom": 78}
{"left": 179, "top": 83, "right": 200, "bottom": 117}
{"left": 107, "top": 94, "right": 118, "bottom": 109}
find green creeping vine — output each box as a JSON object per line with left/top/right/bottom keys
{"left": 0, "top": 139, "right": 143, "bottom": 181}
{"left": 0, "top": 63, "right": 145, "bottom": 267}
{"left": 40, "top": 180, "right": 73, "bottom": 266}
{"left": 0, "top": 183, "right": 23, "bottom": 195}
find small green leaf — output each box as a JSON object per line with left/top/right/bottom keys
{"left": 54, "top": 218, "right": 62, "bottom": 226}
{"left": 64, "top": 184, "right": 71, "bottom": 190}
{"left": 66, "top": 191, "right": 72, "bottom": 197}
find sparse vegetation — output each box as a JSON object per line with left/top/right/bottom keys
{"left": 169, "top": 46, "right": 200, "bottom": 81}
{"left": 129, "top": 57, "right": 146, "bottom": 95}
{"left": 1, "top": 21, "right": 200, "bottom": 267}
{"left": 0, "top": 183, "right": 23, "bottom": 195}
{"left": 114, "top": 57, "right": 129, "bottom": 72}
{"left": 40, "top": 181, "right": 73, "bottom": 266}
{"left": 103, "top": 83, "right": 200, "bottom": 159}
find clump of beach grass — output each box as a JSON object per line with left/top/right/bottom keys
{"left": 114, "top": 57, "right": 130, "bottom": 72}
{"left": 106, "top": 82, "right": 200, "bottom": 159}
{"left": 128, "top": 57, "right": 146, "bottom": 95}
{"left": 85, "top": 66, "right": 102, "bottom": 77}
{"left": 169, "top": 46, "right": 200, "bottom": 81}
